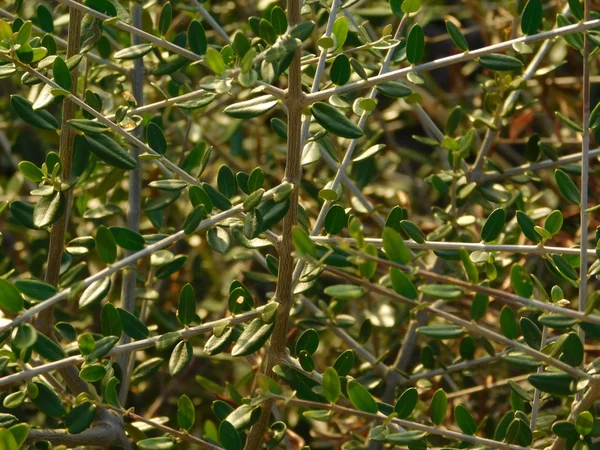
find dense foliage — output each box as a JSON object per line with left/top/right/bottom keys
{"left": 0, "top": 0, "right": 599, "bottom": 449}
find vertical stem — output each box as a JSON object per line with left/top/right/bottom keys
{"left": 117, "top": 0, "right": 144, "bottom": 404}
{"left": 577, "top": 0, "right": 591, "bottom": 400}
{"left": 36, "top": 2, "right": 82, "bottom": 335}
{"left": 244, "top": 2, "right": 303, "bottom": 449}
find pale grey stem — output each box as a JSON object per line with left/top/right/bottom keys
{"left": 470, "top": 26, "right": 560, "bottom": 180}
{"left": 312, "top": 236, "right": 598, "bottom": 257}
{"left": 480, "top": 147, "right": 600, "bottom": 182}
{"left": 191, "top": 0, "right": 231, "bottom": 43}
{"left": 118, "top": 0, "right": 145, "bottom": 404}
{"left": 303, "top": 17, "right": 600, "bottom": 104}
{"left": 0, "top": 305, "right": 269, "bottom": 387}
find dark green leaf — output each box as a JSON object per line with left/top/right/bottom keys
{"left": 406, "top": 24, "right": 425, "bottom": 64}
{"left": 479, "top": 54, "right": 524, "bottom": 71}
{"left": 311, "top": 102, "right": 364, "bottom": 139}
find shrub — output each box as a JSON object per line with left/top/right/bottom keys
{"left": 0, "top": 0, "right": 599, "bottom": 449}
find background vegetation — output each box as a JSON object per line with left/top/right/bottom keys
{"left": 0, "top": 0, "right": 599, "bottom": 449}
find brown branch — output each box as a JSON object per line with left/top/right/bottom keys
{"left": 36, "top": 0, "right": 82, "bottom": 334}
{"left": 243, "top": 1, "right": 304, "bottom": 448}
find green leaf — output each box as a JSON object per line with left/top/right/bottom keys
{"left": 18, "top": 161, "right": 44, "bottom": 182}
{"left": 446, "top": 21, "right": 469, "bottom": 51}
{"left": 575, "top": 411, "right": 594, "bottom": 436}
{"left": 455, "top": 404, "right": 477, "bottom": 435}
{"left": 331, "top": 54, "right": 351, "bottom": 86}
{"left": 188, "top": 20, "right": 207, "bottom": 55}
{"left": 333, "top": 350, "right": 354, "bottom": 376}
{"left": 218, "top": 165, "right": 237, "bottom": 199}
{"left": 208, "top": 227, "right": 231, "bottom": 253}
{"left": 551, "top": 254, "right": 579, "bottom": 280}
{"left": 158, "top": 2, "right": 172, "bottom": 36}
{"left": 557, "top": 14, "right": 584, "bottom": 50}
{"left": 347, "top": 380, "right": 378, "bottom": 413}
{"left": 386, "top": 431, "right": 426, "bottom": 445}
{"left": 555, "top": 111, "right": 584, "bottom": 132}
{"left": 516, "top": 211, "right": 541, "bottom": 243}
{"left": 382, "top": 227, "right": 410, "bottom": 264}
{"left": 147, "top": 122, "right": 167, "bottom": 155}
{"left": 177, "top": 394, "right": 195, "bottom": 431}
{"left": 481, "top": 208, "right": 505, "bottom": 242}
{"left": 554, "top": 169, "right": 581, "bottom": 205}
{"left": 400, "top": 220, "right": 425, "bottom": 244}
{"left": 479, "top": 54, "right": 524, "bottom": 71}
{"left": 138, "top": 437, "right": 176, "bottom": 450}
{"left": 219, "top": 420, "right": 242, "bottom": 450}
{"left": 114, "top": 43, "right": 153, "bottom": 60}
{"left": 118, "top": 308, "right": 149, "bottom": 340}
{"left": 68, "top": 119, "right": 109, "bottom": 134}
{"left": 65, "top": 402, "right": 97, "bottom": 434}
{"left": 292, "top": 226, "right": 317, "bottom": 258}
{"left": 184, "top": 205, "right": 207, "bottom": 235}
{"left": 231, "top": 318, "right": 275, "bottom": 357}
{"left": 156, "top": 254, "right": 188, "bottom": 279}
{"left": 311, "top": 102, "right": 364, "bottom": 139}
{"left": 84, "top": 133, "right": 137, "bottom": 170}
{"left": 11, "top": 95, "right": 59, "bottom": 130}
{"left": 419, "top": 284, "right": 463, "bottom": 300}
{"left": 13, "top": 324, "right": 37, "bottom": 350}
{"left": 295, "top": 329, "right": 319, "bottom": 356}
{"left": 510, "top": 264, "right": 533, "bottom": 298}
{"left": 270, "top": 6, "right": 288, "bottom": 35}
{"left": 0, "top": 279, "right": 24, "bottom": 314}
{"left": 79, "top": 277, "right": 111, "bottom": 308}
{"left": 32, "top": 382, "right": 66, "bottom": 417}
{"left": 33, "top": 332, "right": 66, "bottom": 361}
{"left": 205, "top": 47, "right": 226, "bottom": 74}
{"left": 101, "top": 303, "right": 122, "bottom": 337}
{"left": 500, "top": 306, "right": 518, "bottom": 339}
{"left": 545, "top": 210, "right": 563, "bottom": 236}
{"left": 528, "top": 372, "right": 575, "bottom": 395}
{"left": 402, "top": 0, "right": 421, "bottom": 14}
{"left": 332, "top": 17, "right": 348, "bottom": 50}
{"left": 520, "top": 317, "right": 542, "bottom": 349}
{"left": 323, "top": 367, "right": 341, "bottom": 403}
{"left": 96, "top": 225, "right": 117, "bottom": 264}
{"left": 224, "top": 95, "right": 278, "bottom": 119}
{"left": 178, "top": 284, "right": 196, "bottom": 326}
{"left": 394, "top": 387, "right": 418, "bottom": 418}
{"left": 417, "top": 324, "right": 464, "bottom": 339}
{"left": 0, "top": 429, "right": 18, "bottom": 450}
{"left": 80, "top": 363, "right": 106, "bottom": 382}
{"left": 33, "top": 191, "right": 64, "bottom": 228}
{"left": 521, "top": 0, "right": 542, "bottom": 35}
{"left": 390, "top": 267, "right": 418, "bottom": 299}
{"left": 561, "top": 332, "right": 584, "bottom": 366}
{"left": 430, "top": 389, "right": 447, "bottom": 425}
{"left": 109, "top": 226, "right": 144, "bottom": 251}
{"left": 169, "top": 340, "right": 192, "bottom": 376}
{"left": 324, "top": 284, "right": 364, "bottom": 300}
{"left": 53, "top": 56, "right": 71, "bottom": 90}
{"left": 406, "top": 24, "right": 425, "bottom": 64}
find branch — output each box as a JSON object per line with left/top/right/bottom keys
{"left": 267, "top": 393, "right": 529, "bottom": 450}
{"left": 0, "top": 185, "right": 281, "bottom": 336}
{"left": 0, "top": 305, "right": 270, "bottom": 387}
{"left": 117, "top": 0, "right": 145, "bottom": 404}
{"left": 243, "top": 0, "right": 307, "bottom": 446}
{"left": 324, "top": 266, "right": 590, "bottom": 379}
{"left": 303, "top": 17, "right": 600, "bottom": 104}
